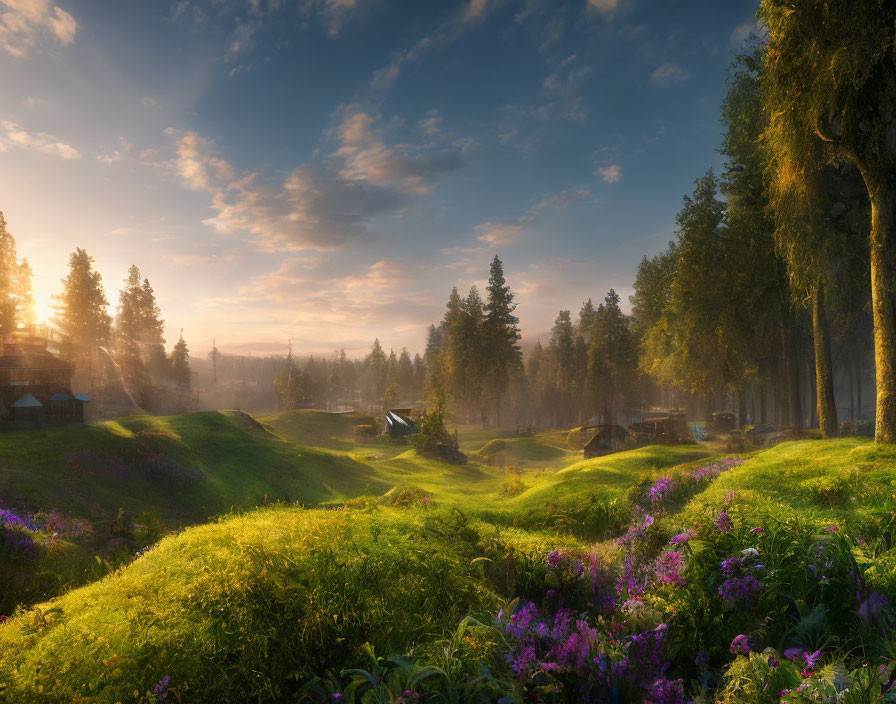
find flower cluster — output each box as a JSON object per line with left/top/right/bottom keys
{"left": 718, "top": 548, "right": 764, "bottom": 607}
{"left": 648, "top": 477, "right": 677, "bottom": 507}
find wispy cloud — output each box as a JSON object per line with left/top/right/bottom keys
{"left": 166, "top": 108, "right": 465, "bottom": 251}
{"left": 650, "top": 62, "right": 690, "bottom": 85}
{"left": 0, "top": 120, "right": 79, "bottom": 159}
{"left": 586, "top": 0, "right": 622, "bottom": 16}
{"left": 596, "top": 164, "right": 621, "bottom": 183}
{"left": 474, "top": 187, "right": 590, "bottom": 246}
{"left": 0, "top": 0, "right": 77, "bottom": 57}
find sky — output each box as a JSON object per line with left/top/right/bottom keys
{"left": 0, "top": 0, "right": 760, "bottom": 358}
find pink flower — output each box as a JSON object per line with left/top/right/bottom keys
{"left": 730, "top": 634, "right": 751, "bottom": 654}
{"left": 750, "top": 526, "right": 764, "bottom": 535}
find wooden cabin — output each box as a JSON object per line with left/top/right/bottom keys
{"left": 0, "top": 329, "right": 85, "bottom": 428}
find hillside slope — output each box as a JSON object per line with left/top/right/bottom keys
{"left": 0, "top": 410, "right": 390, "bottom": 523}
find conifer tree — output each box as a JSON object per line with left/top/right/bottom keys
{"left": 484, "top": 255, "right": 522, "bottom": 425}
{"left": 169, "top": 331, "right": 191, "bottom": 391}
{"left": 53, "top": 248, "right": 112, "bottom": 383}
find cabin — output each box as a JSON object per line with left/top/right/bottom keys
{"left": 628, "top": 414, "right": 695, "bottom": 445}
{"left": 583, "top": 425, "right": 629, "bottom": 458}
{"left": 384, "top": 408, "right": 417, "bottom": 437}
{"left": 0, "top": 329, "right": 86, "bottom": 428}
{"left": 709, "top": 411, "right": 737, "bottom": 434}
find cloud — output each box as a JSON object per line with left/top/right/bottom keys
{"left": 0, "top": 120, "right": 79, "bottom": 159}
{"left": 166, "top": 111, "right": 464, "bottom": 251}
{"left": 473, "top": 187, "right": 589, "bottom": 246}
{"left": 650, "top": 62, "right": 690, "bottom": 85}
{"left": 537, "top": 66, "right": 590, "bottom": 122}
{"left": 586, "top": 0, "right": 621, "bottom": 15}
{"left": 0, "top": 0, "right": 77, "bottom": 57}
{"left": 371, "top": 0, "right": 506, "bottom": 92}
{"left": 596, "top": 164, "right": 621, "bottom": 183}
{"left": 334, "top": 107, "right": 463, "bottom": 195}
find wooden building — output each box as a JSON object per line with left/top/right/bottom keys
{"left": 0, "top": 329, "right": 85, "bottom": 428}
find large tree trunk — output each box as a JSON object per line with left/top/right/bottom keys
{"left": 780, "top": 323, "right": 803, "bottom": 429}
{"left": 868, "top": 186, "right": 896, "bottom": 442}
{"left": 813, "top": 280, "right": 838, "bottom": 438}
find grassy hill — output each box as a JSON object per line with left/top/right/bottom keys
{"left": 3, "top": 414, "right": 896, "bottom": 702}
{"left": 0, "top": 410, "right": 390, "bottom": 524}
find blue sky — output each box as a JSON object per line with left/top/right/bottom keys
{"left": 0, "top": 0, "right": 759, "bottom": 356}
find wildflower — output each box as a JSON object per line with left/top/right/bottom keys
{"left": 715, "top": 511, "right": 733, "bottom": 533}
{"left": 399, "top": 690, "right": 420, "bottom": 703}
{"left": 824, "top": 524, "right": 839, "bottom": 533}
{"left": 718, "top": 575, "right": 760, "bottom": 606}
{"left": 730, "top": 634, "right": 751, "bottom": 654}
{"left": 654, "top": 551, "right": 685, "bottom": 586}
{"left": 750, "top": 526, "right": 764, "bottom": 534}
{"left": 695, "top": 650, "right": 709, "bottom": 671}
{"left": 856, "top": 536, "right": 867, "bottom": 546}
{"left": 421, "top": 496, "right": 431, "bottom": 509}
{"left": 546, "top": 550, "right": 562, "bottom": 567}
{"left": 649, "top": 477, "right": 676, "bottom": 506}
{"left": 647, "top": 677, "right": 688, "bottom": 704}
{"left": 670, "top": 529, "right": 696, "bottom": 544}
{"left": 769, "top": 654, "right": 780, "bottom": 668}
{"left": 153, "top": 675, "right": 171, "bottom": 702}
{"left": 803, "top": 650, "right": 821, "bottom": 668}
{"left": 331, "top": 695, "right": 345, "bottom": 703}
{"left": 720, "top": 556, "right": 742, "bottom": 576}
{"left": 724, "top": 490, "right": 736, "bottom": 505}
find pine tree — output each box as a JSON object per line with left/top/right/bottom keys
{"left": 484, "top": 255, "right": 522, "bottom": 425}
{"left": 169, "top": 331, "right": 191, "bottom": 391}
{"left": 366, "top": 339, "right": 387, "bottom": 405}
{"left": 588, "top": 290, "right": 638, "bottom": 425}
{"left": 53, "top": 248, "right": 112, "bottom": 384}
{"left": 209, "top": 339, "right": 221, "bottom": 384}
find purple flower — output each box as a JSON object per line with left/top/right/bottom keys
{"left": 546, "top": 550, "right": 562, "bottom": 567}
{"left": 695, "top": 650, "right": 709, "bottom": 671}
{"left": 803, "top": 650, "right": 822, "bottom": 668}
{"left": 730, "top": 634, "right": 751, "bottom": 654}
{"left": 153, "top": 675, "right": 171, "bottom": 701}
{"left": 715, "top": 511, "right": 733, "bottom": 533}
{"left": 647, "top": 677, "right": 688, "bottom": 704}
{"left": 769, "top": 654, "right": 780, "bottom": 668}
{"left": 824, "top": 524, "right": 839, "bottom": 533}
{"left": 654, "top": 551, "right": 686, "bottom": 586}
{"left": 721, "top": 556, "right": 742, "bottom": 576}
{"left": 670, "top": 529, "right": 696, "bottom": 544}
{"left": 750, "top": 526, "right": 764, "bottom": 534}
{"left": 783, "top": 648, "right": 804, "bottom": 661}
{"left": 649, "top": 477, "right": 677, "bottom": 506}
{"left": 718, "top": 575, "right": 760, "bottom": 606}
{"left": 331, "top": 695, "right": 345, "bottom": 703}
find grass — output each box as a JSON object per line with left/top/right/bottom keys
{"left": 4, "top": 410, "right": 896, "bottom": 702}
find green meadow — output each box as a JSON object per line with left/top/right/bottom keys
{"left": 2, "top": 411, "right": 896, "bottom": 702}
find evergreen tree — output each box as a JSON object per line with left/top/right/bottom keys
{"left": 169, "top": 331, "right": 191, "bottom": 391}
{"left": 53, "top": 248, "right": 112, "bottom": 384}
{"left": 549, "top": 310, "right": 586, "bottom": 426}
{"left": 366, "top": 339, "right": 387, "bottom": 405}
{"left": 587, "top": 290, "right": 638, "bottom": 425}
{"left": 484, "top": 255, "right": 522, "bottom": 425}
{"left": 396, "top": 348, "right": 414, "bottom": 402}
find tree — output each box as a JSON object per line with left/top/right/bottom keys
{"left": 209, "top": 339, "right": 221, "bottom": 384}
{"left": 169, "top": 331, "right": 191, "bottom": 391}
{"left": 114, "top": 266, "right": 151, "bottom": 403}
{"left": 396, "top": 348, "right": 414, "bottom": 402}
{"left": 760, "top": 0, "right": 896, "bottom": 441}
{"left": 365, "top": 339, "right": 387, "bottom": 405}
{"left": 548, "top": 310, "right": 586, "bottom": 426}
{"left": 483, "top": 255, "right": 522, "bottom": 425}
{"left": 53, "top": 248, "right": 111, "bottom": 384}
{"left": 587, "top": 290, "right": 638, "bottom": 425}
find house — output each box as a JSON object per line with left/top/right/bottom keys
{"left": 583, "top": 425, "right": 629, "bottom": 458}
{"left": 628, "top": 414, "right": 695, "bottom": 445}
{"left": 0, "top": 328, "right": 85, "bottom": 428}
{"left": 384, "top": 409, "right": 417, "bottom": 437}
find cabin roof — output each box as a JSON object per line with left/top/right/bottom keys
{"left": 10, "top": 393, "right": 42, "bottom": 408}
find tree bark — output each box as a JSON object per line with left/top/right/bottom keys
{"left": 780, "top": 323, "right": 803, "bottom": 429}
{"left": 812, "top": 280, "right": 838, "bottom": 438}
{"left": 868, "top": 186, "right": 896, "bottom": 442}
